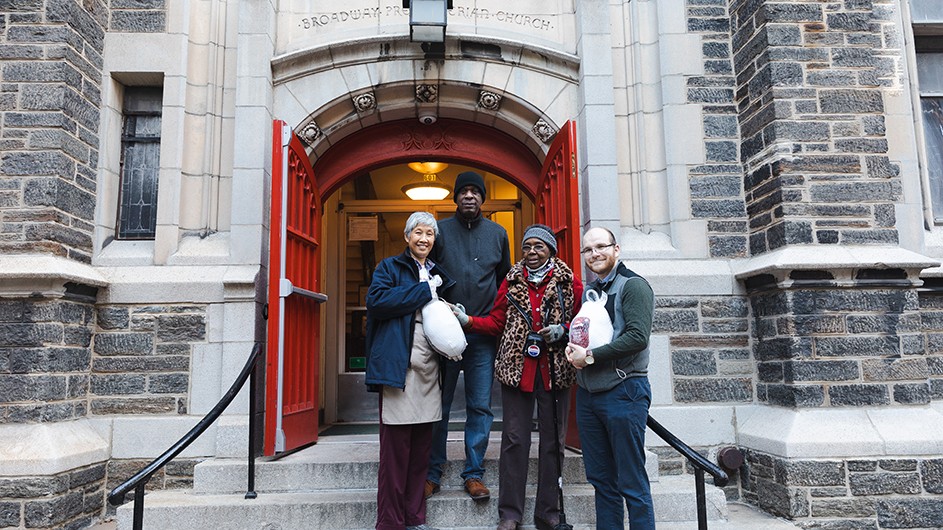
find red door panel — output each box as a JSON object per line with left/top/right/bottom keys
{"left": 535, "top": 120, "right": 582, "bottom": 450}
{"left": 265, "top": 119, "right": 325, "bottom": 456}
{"left": 536, "top": 120, "right": 581, "bottom": 279}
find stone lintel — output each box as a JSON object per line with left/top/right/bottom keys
{"left": 731, "top": 246, "right": 939, "bottom": 287}
{"left": 647, "top": 405, "right": 737, "bottom": 448}
{"left": 0, "top": 420, "right": 110, "bottom": 476}
{"left": 111, "top": 416, "right": 218, "bottom": 459}
{"left": 616, "top": 259, "right": 741, "bottom": 296}
{"left": 100, "top": 265, "right": 260, "bottom": 304}
{"left": 735, "top": 403, "right": 943, "bottom": 459}
{"left": 0, "top": 255, "right": 108, "bottom": 298}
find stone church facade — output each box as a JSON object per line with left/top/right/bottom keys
{"left": 1, "top": 0, "right": 942, "bottom": 529}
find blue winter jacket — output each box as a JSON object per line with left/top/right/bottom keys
{"left": 365, "top": 248, "right": 456, "bottom": 392}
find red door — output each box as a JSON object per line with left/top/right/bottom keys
{"left": 535, "top": 120, "right": 583, "bottom": 449}
{"left": 536, "top": 120, "right": 581, "bottom": 278}
{"left": 264, "top": 120, "right": 326, "bottom": 455}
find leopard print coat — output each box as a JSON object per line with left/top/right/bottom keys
{"left": 494, "top": 256, "right": 577, "bottom": 389}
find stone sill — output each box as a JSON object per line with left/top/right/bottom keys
{"left": 730, "top": 246, "right": 939, "bottom": 286}
{"left": 0, "top": 254, "right": 259, "bottom": 303}
{"left": 0, "top": 420, "right": 110, "bottom": 476}
{"left": 735, "top": 403, "right": 943, "bottom": 459}
{"left": 0, "top": 255, "right": 108, "bottom": 297}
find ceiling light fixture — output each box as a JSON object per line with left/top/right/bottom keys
{"left": 402, "top": 162, "right": 451, "bottom": 200}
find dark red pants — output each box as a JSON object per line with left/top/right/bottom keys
{"left": 376, "top": 420, "right": 434, "bottom": 530}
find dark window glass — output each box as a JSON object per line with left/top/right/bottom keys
{"left": 922, "top": 98, "right": 943, "bottom": 222}
{"left": 117, "top": 87, "right": 162, "bottom": 239}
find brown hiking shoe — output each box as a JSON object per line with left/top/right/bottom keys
{"left": 424, "top": 479, "right": 440, "bottom": 499}
{"left": 464, "top": 478, "right": 490, "bottom": 500}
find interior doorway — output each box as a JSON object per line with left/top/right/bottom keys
{"left": 321, "top": 163, "right": 535, "bottom": 425}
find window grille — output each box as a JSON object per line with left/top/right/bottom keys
{"left": 116, "top": 87, "right": 162, "bottom": 239}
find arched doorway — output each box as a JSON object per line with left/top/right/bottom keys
{"left": 265, "top": 117, "right": 578, "bottom": 451}
{"left": 317, "top": 119, "right": 542, "bottom": 426}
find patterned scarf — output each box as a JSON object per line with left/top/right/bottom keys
{"left": 525, "top": 259, "right": 554, "bottom": 285}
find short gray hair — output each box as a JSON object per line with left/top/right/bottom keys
{"left": 404, "top": 211, "right": 439, "bottom": 237}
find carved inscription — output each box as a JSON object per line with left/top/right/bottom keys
{"left": 297, "top": 4, "right": 555, "bottom": 33}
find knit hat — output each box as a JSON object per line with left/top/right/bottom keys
{"left": 453, "top": 171, "right": 487, "bottom": 203}
{"left": 522, "top": 224, "right": 557, "bottom": 255}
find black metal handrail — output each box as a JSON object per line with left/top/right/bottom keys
{"left": 107, "top": 342, "right": 262, "bottom": 529}
{"left": 647, "top": 414, "right": 729, "bottom": 530}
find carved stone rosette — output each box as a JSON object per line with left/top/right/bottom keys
{"left": 532, "top": 119, "right": 556, "bottom": 144}
{"left": 478, "top": 90, "right": 502, "bottom": 111}
{"left": 300, "top": 122, "right": 322, "bottom": 146}
{"left": 352, "top": 92, "right": 377, "bottom": 113}
{"left": 415, "top": 84, "right": 439, "bottom": 103}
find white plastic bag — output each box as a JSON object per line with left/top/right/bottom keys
{"left": 569, "top": 289, "right": 614, "bottom": 349}
{"left": 421, "top": 298, "right": 467, "bottom": 360}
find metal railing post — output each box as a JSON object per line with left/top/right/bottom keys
{"left": 695, "top": 467, "right": 707, "bottom": 530}
{"left": 246, "top": 355, "right": 258, "bottom": 500}
{"left": 108, "top": 343, "right": 263, "bottom": 528}
{"left": 133, "top": 483, "right": 146, "bottom": 530}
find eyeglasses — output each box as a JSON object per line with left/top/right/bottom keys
{"left": 521, "top": 243, "right": 549, "bottom": 253}
{"left": 580, "top": 243, "right": 616, "bottom": 255}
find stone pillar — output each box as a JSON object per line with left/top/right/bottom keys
{"left": 733, "top": 0, "right": 902, "bottom": 252}
{"left": 0, "top": 0, "right": 110, "bottom": 527}
{"left": 750, "top": 275, "right": 928, "bottom": 408}
{"left": 729, "top": 0, "right": 943, "bottom": 527}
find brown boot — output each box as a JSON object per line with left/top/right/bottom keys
{"left": 424, "top": 480, "right": 440, "bottom": 499}
{"left": 464, "top": 478, "right": 490, "bottom": 500}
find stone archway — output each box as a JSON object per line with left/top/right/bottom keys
{"left": 313, "top": 118, "right": 542, "bottom": 200}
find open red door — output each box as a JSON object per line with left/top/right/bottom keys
{"left": 535, "top": 120, "right": 581, "bottom": 270}
{"left": 264, "top": 120, "right": 327, "bottom": 455}
{"left": 535, "top": 120, "right": 583, "bottom": 449}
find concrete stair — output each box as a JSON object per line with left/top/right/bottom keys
{"left": 117, "top": 433, "right": 800, "bottom": 530}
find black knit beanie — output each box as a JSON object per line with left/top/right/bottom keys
{"left": 453, "top": 171, "right": 486, "bottom": 203}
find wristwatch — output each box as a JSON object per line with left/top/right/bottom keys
{"left": 584, "top": 350, "right": 595, "bottom": 366}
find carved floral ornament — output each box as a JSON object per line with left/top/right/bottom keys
{"left": 300, "top": 122, "right": 322, "bottom": 146}
{"left": 415, "top": 84, "right": 439, "bottom": 103}
{"left": 532, "top": 119, "right": 556, "bottom": 144}
{"left": 352, "top": 92, "right": 377, "bottom": 113}
{"left": 398, "top": 124, "right": 457, "bottom": 151}
{"left": 478, "top": 90, "right": 502, "bottom": 111}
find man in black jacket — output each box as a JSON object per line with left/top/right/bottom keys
{"left": 425, "top": 171, "right": 511, "bottom": 501}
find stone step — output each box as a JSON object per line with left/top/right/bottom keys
{"left": 193, "top": 433, "right": 659, "bottom": 494}
{"left": 117, "top": 476, "right": 731, "bottom": 530}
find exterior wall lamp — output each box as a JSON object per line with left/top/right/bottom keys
{"left": 404, "top": 0, "right": 452, "bottom": 57}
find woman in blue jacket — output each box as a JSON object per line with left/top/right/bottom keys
{"left": 366, "top": 211, "right": 455, "bottom": 530}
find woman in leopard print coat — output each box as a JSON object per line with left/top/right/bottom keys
{"left": 457, "top": 224, "right": 583, "bottom": 530}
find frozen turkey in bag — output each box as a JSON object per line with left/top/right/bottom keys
{"left": 570, "top": 289, "right": 614, "bottom": 349}
{"left": 421, "top": 298, "right": 467, "bottom": 360}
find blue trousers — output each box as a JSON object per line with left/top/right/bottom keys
{"left": 576, "top": 377, "right": 654, "bottom": 530}
{"left": 428, "top": 334, "right": 496, "bottom": 483}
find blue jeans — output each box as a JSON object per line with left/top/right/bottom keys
{"left": 577, "top": 377, "right": 654, "bottom": 530}
{"left": 427, "top": 333, "right": 496, "bottom": 483}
